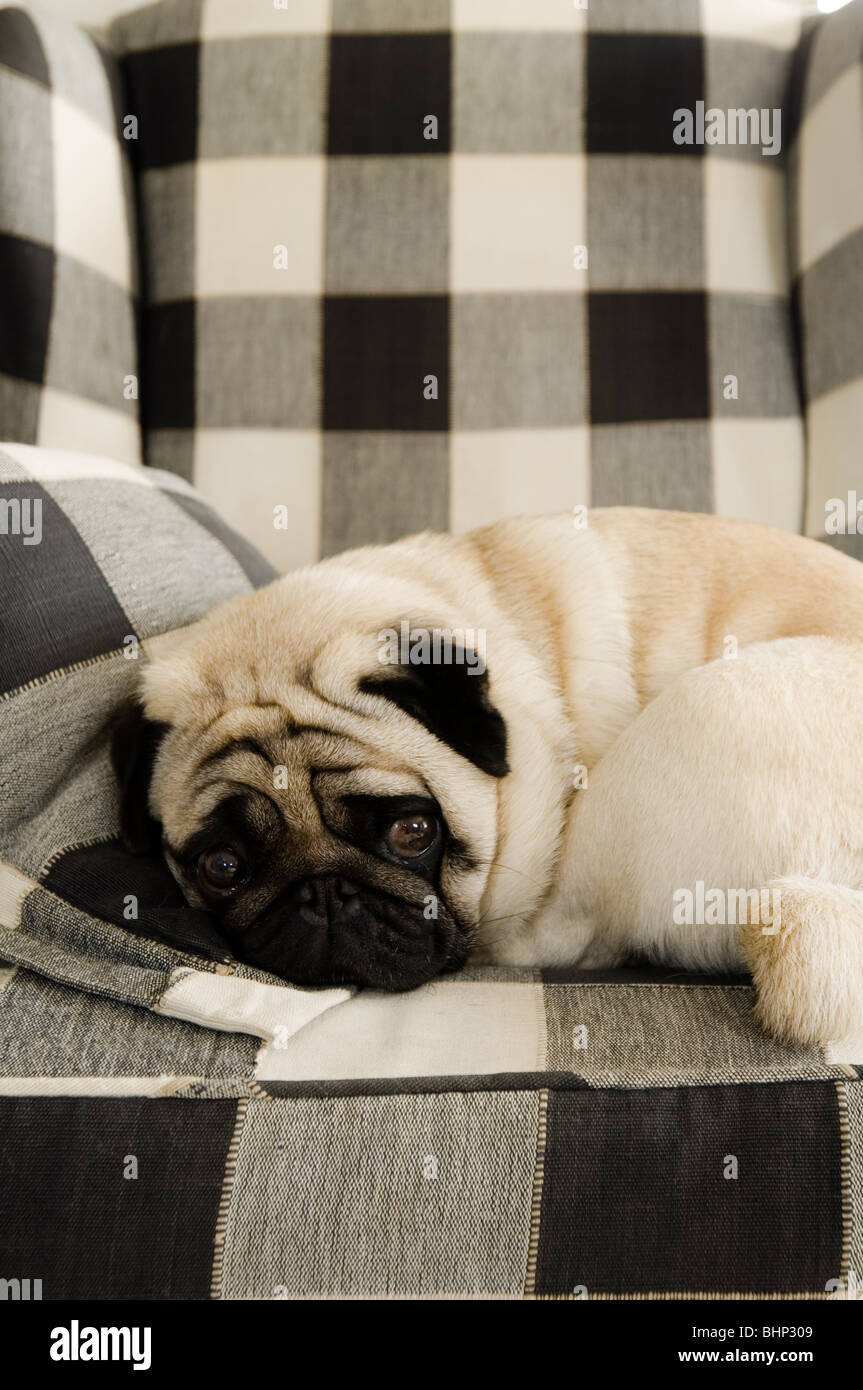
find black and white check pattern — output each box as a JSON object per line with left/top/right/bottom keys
{"left": 0, "top": 6, "right": 140, "bottom": 465}
{"left": 3, "top": 442, "right": 859, "bottom": 1300}
{"left": 0, "top": 440, "right": 276, "bottom": 976}
{"left": 790, "top": 0, "right": 863, "bottom": 558}
{"left": 110, "top": 0, "right": 807, "bottom": 570}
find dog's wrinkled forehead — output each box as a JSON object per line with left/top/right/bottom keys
{"left": 149, "top": 692, "right": 426, "bottom": 852}
{"left": 139, "top": 564, "right": 434, "bottom": 719}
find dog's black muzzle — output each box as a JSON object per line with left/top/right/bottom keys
{"left": 223, "top": 872, "right": 468, "bottom": 991}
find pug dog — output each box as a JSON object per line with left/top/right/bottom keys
{"left": 113, "top": 508, "right": 863, "bottom": 1040}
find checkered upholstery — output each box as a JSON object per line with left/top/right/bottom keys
{"left": 109, "top": 0, "right": 807, "bottom": 571}
{"left": 0, "top": 441, "right": 861, "bottom": 1299}
{"left": 0, "top": 442, "right": 276, "bottom": 962}
{"left": 0, "top": 7, "right": 140, "bottom": 466}
{"left": 790, "top": 0, "right": 863, "bottom": 559}
{"left": 0, "top": 983, "right": 859, "bottom": 1299}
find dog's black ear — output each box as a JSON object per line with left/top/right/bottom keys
{"left": 109, "top": 705, "right": 169, "bottom": 853}
{"left": 359, "top": 652, "right": 509, "bottom": 778}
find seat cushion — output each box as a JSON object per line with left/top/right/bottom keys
{"left": 0, "top": 440, "right": 860, "bottom": 1298}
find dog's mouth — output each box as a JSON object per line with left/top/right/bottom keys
{"left": 219, "top": 872, "right": 469, "bottom": 991}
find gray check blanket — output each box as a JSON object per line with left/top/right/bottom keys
{"left": 0, "top": 446, "right": 861, "bottom": 1299}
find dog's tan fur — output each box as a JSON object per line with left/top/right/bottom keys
{"left": 137, "top": 509, "right": 863, "bottom": 1040}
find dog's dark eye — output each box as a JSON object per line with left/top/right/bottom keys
{"left": 385, "top": 814, "right": 437, "bottom": 859}
{"left": 198, "top": 846, "right": 245, "bottom": 894}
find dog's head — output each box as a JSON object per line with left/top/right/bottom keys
{"left": 112, "top": 557, "right": 509, "bottom": 990}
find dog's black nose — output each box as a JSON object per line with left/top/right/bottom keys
{"left": 289, "top": 874, "right": 360, "bottom": 922}
{"left": 290, "top": 876, "right": 327, "bottom": 924}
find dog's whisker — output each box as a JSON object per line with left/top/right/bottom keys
{"left": 471, "top": 858, "right": 547, "bottom": 892}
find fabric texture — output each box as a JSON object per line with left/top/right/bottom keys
{"left": 0, "top": 447, "right": 859, "bottom": 1297}
{"left": 1, "top": 962, "right": 861, "bottom": 1299}
{"left": 789, "top": 0, "right": 863, "bottom": 559}
{"left": 0, "top": 6, "right": 140, "bottom": 465}
{"left": 0, "top": 442, "right": 306, "bottom": 1012}
{"left": 111, "top": 0, "right": 806, "bottom": 571}
{"left": 0, "top": 441, "right": 861, "bottom": 1299}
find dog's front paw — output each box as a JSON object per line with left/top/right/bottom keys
{"left": 739, "top": 877, "right": 863, "bottom": 1046}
